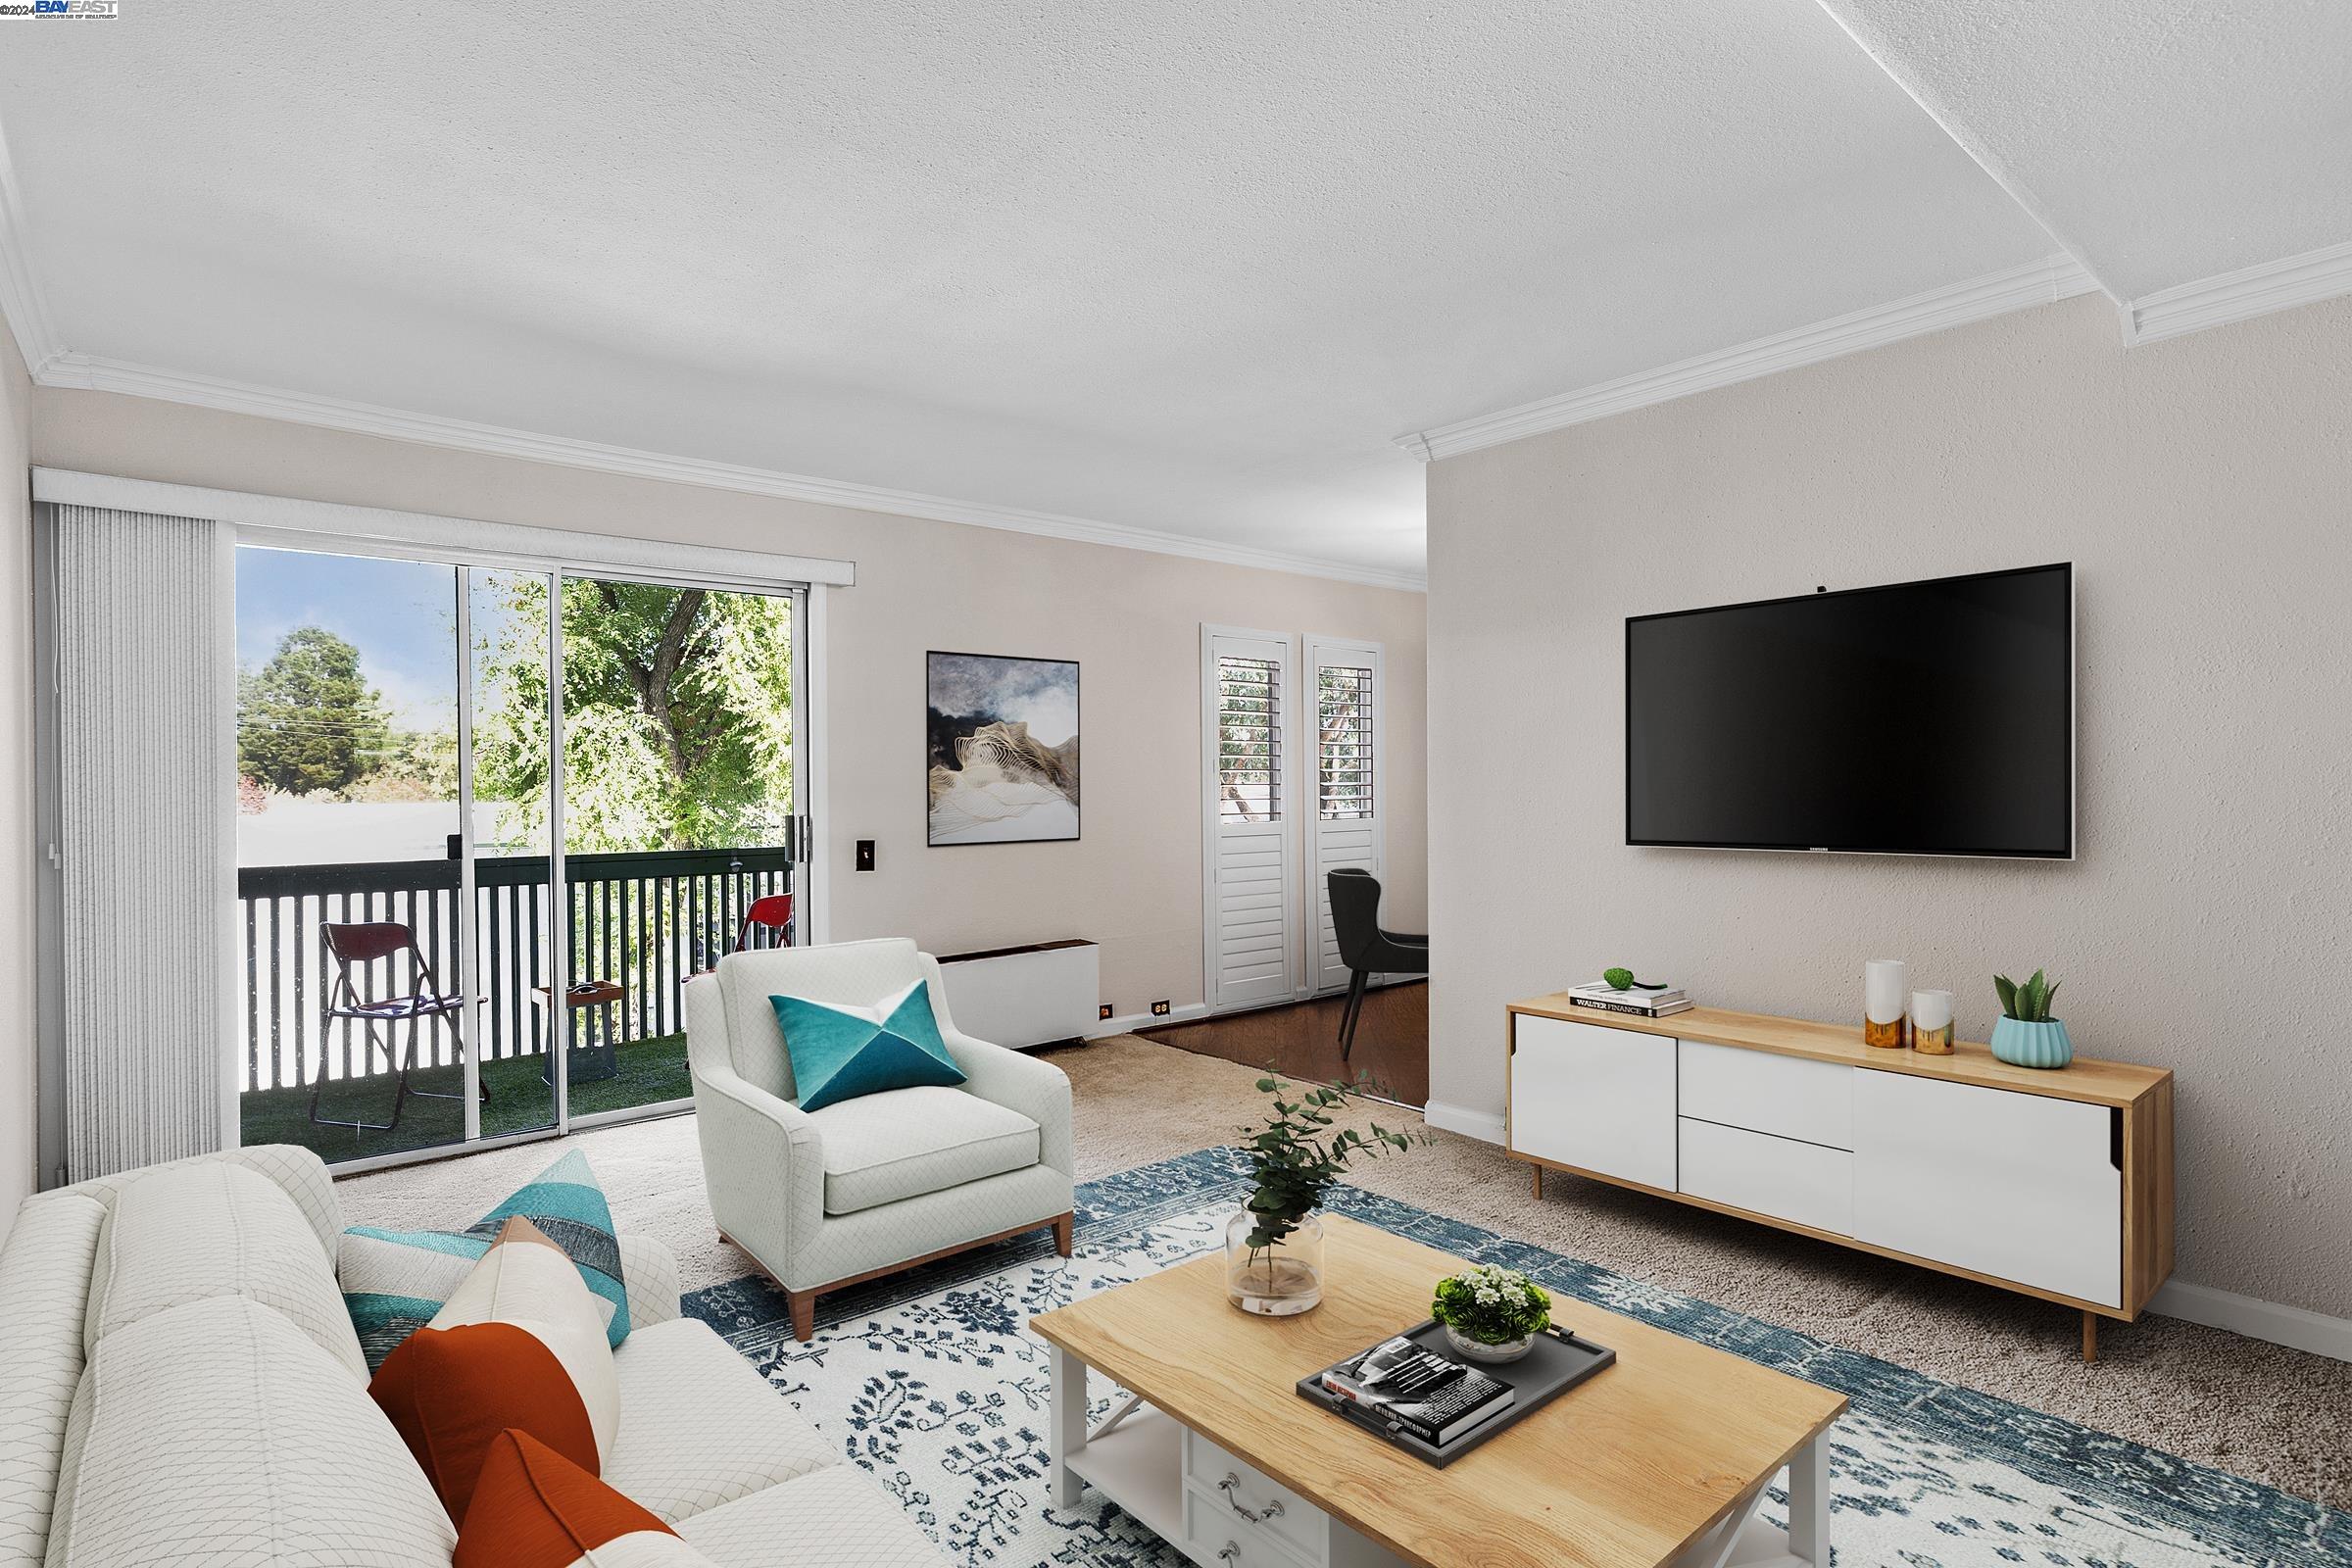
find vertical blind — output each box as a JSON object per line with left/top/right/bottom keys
{"left": 53, "top": 503, "right": 235, "bottom": 1179}
{"left": 1216, "top": 655, "right": 1282, "bottom": 821}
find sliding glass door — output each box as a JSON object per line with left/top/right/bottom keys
{"left": 552, "top": 574, "right": 801, "bottom": 1127}
{"left": 234, "top": 550, "right": 557, "bottom": 1161}
{"left": 233, "top": 544, "right": 806, "bottom": 1168}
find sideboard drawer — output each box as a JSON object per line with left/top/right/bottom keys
{"left": 1509, "top": 1014, "right": 1678, "bottom": 1191}
{"left": 1678, "top": 1039, "right": 1853, "bottom": 1150}
{"left": 1852, "top": 1070, "right": 2123, "bottom": 1308}
{"left": 1182, "top": 1427, "right": 1324, "bottom": 1564}
{"left": 1678, "top": 1116, "right": 1853, "bottom": 1237}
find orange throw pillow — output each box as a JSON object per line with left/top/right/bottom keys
{"left": 371, "top": 1320, "right": 599, "bottom": 1524}
{"left": 459, "top": 1430, "right": 714, "bottom": 1568}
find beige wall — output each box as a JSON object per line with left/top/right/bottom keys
{"left": 1427, "top": 291, "right": 2352, "bottom": 1318}
{"left": 0, "top": 318, "right": 33, "bottom": 1236}
{"left": 27, "top": 385, "right": 1425, "bottom": 1040}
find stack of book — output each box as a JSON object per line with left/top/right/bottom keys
{"left": 1315, "top": 1335, "right": 1516, "bottom": 1447}
{"left": 1564, "top": 979, "right": 1692, "bottom": 1017}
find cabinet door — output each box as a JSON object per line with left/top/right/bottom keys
{"left": 1852, "top": 1071, "right": 2122, "bottom": 1307}
{"left": 1509, "top": 1015, "right": 1677, "bottom": 1191}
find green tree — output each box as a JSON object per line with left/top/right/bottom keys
{"left": 237, "top": 626, "right": 392, "bottom": 797}
{"left": 473, "top": 579, "right": 793, "bottom": 852}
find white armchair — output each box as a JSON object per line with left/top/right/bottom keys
{"left": 683, "top": 937, "right": 1075, "bottom": 1340}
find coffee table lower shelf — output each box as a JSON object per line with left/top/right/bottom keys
{"left": 1058, "top": 1398, "right": 1186, "bottom": 1543}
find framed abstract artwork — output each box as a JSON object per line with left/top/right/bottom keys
{"left": 925, "top": 652, "right": 1080, "bottom": 845}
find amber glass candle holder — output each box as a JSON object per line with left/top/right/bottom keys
{"left": 1911, "top": 989, "right": 1956, "bottom": 1054}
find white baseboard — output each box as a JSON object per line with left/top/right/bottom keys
{"left": 2148, "top": 1279, "right": 2352, "bottom": 1364}
{"left": 1421, "top": 1098, "right": 1506, "bottom": 1143}
{"left": 1087, "top": 1003, "right": 1210, "bottom": 1040}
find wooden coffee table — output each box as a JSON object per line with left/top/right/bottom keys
{"left": 1030, "top": 1213, "right": 1844, "bottom": 1568}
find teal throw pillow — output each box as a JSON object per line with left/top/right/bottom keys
{"left": 337, "top": 1148, "right": 628, "bottom": 1371}
{"left": 770, "top": 979, "right": 966, "bottom": 1112}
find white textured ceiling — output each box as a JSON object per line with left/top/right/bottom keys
{"left": 1, "top": 3, "right": 2331, "bottom": 582}
{"left": 1821, "top": 0, "right": 2352, "bottom": 300}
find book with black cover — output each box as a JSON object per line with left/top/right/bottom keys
{"left": 1297, "top": 1317, "right": 1616, "bottom": 1468}
{"left": 1316, "top": 1335, "right": 1515, "bottom": 1446}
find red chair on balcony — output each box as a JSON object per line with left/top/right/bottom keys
{"left": 734, "top": 894, "right": 795, "bottom": 953}
{"left": 313, "top": 921, "right": 488, "bottom": 1135}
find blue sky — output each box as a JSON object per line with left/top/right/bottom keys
{"left": 234, "top": 546, "right": 526, "bottom": 727}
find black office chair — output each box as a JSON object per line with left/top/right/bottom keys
{"left": 1327, "top": 868, "right": 1428, "bottom": 1061}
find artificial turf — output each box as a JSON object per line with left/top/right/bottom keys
{"left": 237, "top": 1032, "right": 691, "bottom": 1165}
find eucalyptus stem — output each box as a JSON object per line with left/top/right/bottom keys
{"left": 1237, "top": 1069, "right": 1427, "bottom": 1259}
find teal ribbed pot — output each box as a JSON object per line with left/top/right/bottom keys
{"left": 1991, "top": 1016, "right": 2073, "bottom": 1069}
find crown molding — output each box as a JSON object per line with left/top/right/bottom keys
{"left": 33, "top": 351, "right": 1426, "bottom": 592}
{"left": 1396, "top": 255, "right": 2100, "bottom": 463}
{"left": 0, "top": 118, "right": 64, "bottom": 376}
{"left": 2119, "top": 239, "right": 2352, "bottom": 347}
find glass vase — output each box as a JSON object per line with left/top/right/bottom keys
{"left": 1224, "top": 1210, "right": 1324, "bottom": 1316}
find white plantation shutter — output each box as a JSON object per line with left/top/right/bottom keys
{"left": 1200, "top": 629, "right": 1298, "bottom": 1009}
{"left": 1217, "top": 656, "right": 1282, "bottom": 823}
{"left": 1306, "top": 637, "right": 1384, "bottom": 994}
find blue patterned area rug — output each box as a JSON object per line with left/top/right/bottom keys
{"left": 685, "top": 1149, "right": 2350, "bottom": 1568}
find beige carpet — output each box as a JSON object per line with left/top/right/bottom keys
{"left": 337, "top": 1034, "right": 2352, "bottom": 1512}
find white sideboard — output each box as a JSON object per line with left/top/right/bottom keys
{"left": 1505, "top": 998, "right": 2173, "bottom": 1360}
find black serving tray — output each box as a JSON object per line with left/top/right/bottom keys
{"left": 1295, "top": 1318, "right": 1615, "bottom": 1468}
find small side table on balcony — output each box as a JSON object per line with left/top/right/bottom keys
{"left": 535, "top": 980, "right": 625, "bottom": 1086}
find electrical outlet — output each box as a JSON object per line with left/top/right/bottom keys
{"left": 855, "top": 839, "right": 876, "bottom": 872}
{"left": 1151, "top": 1000, "right": 1171, "bottom": 1016}
{"left": 1098, "top": 1004, "right": 1113, "bottom": 1021}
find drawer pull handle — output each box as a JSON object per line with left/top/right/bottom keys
{"left": 1217, "top": 1473, "right": 1285, "bottom": 1523}
{"left": 1217, "top": 1544, "right": 1241, "bottom": 1563}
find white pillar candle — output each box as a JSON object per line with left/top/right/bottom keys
{"left": 1910, "top": 990, "right": 1955, "bottom": 1032}
{"left": 1864, "top": 959, "right": 1908, "bottom": 1026}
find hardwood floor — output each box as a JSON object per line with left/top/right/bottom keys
{"left": 1138, "top": 980, "right": 1428, "bottom": 1105}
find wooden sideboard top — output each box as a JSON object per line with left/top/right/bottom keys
{"left": 1508, "top": 995, "right": 2171, "bottom": 1108}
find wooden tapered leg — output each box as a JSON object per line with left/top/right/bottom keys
{"left": 789, "top": 1290, "right": 817, "bottom": 1343}
{"left": 1531, "top": 1163, "right": 1544, "bottom": 1200}
{"left": 1051, "top": 1212, "right": 1074, "bottom": 1257}
{"left": 2082, "top": 1310, "right": 2098, "bottom": 1363}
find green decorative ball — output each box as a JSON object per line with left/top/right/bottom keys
{"left": 1602, "top": 965, "right": 1635, "bottom": 991}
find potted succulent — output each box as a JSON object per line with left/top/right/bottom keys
{"left": 1991, "top": 968, "right": 2072, "bottom": 1068}
{"left": 1226, "top": 1074, "right": 1420, "bottom": 1317}
{"left": 1431, "top": 1263, "right": 1551, "bottom": 1363}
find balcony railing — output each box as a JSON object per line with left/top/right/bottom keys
{"left": 238, "top": 846, "right": 793, "bottom": 1093}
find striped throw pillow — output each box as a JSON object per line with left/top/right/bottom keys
{"left": 340, "top": 1149, "right": 629, "bottom": 1370}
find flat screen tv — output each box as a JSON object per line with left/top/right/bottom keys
{"left": 1626, "top": 564, "right": 2073, "bottom": 858}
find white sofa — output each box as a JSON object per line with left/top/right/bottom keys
{"left": 685, "top": 937, "right": 1075, "bottom": 1340}
{"left": 0, "top": 1145, "right": 947, "bottom": 1567}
